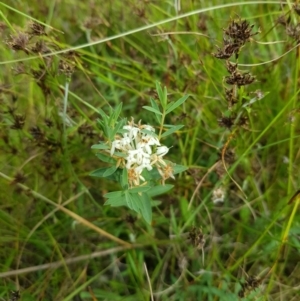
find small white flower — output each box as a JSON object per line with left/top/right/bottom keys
{"left": 156, "top": 146, "right": 169, "bottom": 156}
{"left": 142, "top": 124, "right": 155, "bottom": 132}
{"left": 108, "top": 119, "right": 171, "bottom": 186}
{"left": 123, "top": 125, "right": 140, "bottom": 140}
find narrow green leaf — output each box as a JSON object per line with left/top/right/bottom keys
{"left": 98, "top": 108, "right": 108, "bottom": 120}
{"left": 161, "top": 125, "right": 184, "bottom": 138}
{"left": 139, "top": 193, "right": 152, "bottom": 224}
{"left": 105, "top": 197, "right": 126, "bottom": 207}
{"left": 112, "top": 118, "right": 127, "bottom": 137}
{"left": 91, "top": 143, "right": 110, "bottom": 150}
{"left": 165, "top": 100, "right": 174, "bottom": 110}
{"left": 124, "top": 190, "right": 136, "bottom": 210}
{"left": 111, "top": 102, "right": 123, "bottom": 122}
{"left": 147, "top": 184, "right": 174, "bottom": 197}
{"left": 104, "top": 191, "right": 124, "bottom": 198}
{"left": 103, "top": 165, "right": 117, "bottom": 177}
{"left": 143, "top": 167, "right": 162, "bottom": 181}
{"left": 165, "top": 95, "right": 189, "bottom": 115}
{"left": 90, "top": 167, "right": 122, "bottom": 181}
{"left": 150, "top": 97, "right": 162, "bottom": 123}
{"left": 163, "top": 86, "right": 168, "bottom": 108}
{"left": 96, "top": 153, "right": 115, "bottom": 164}
{"left": 120, "top": 168, "right": 128, "bottom": 189}
{"left": 172, "top": 164, "right": 189, "bottom": 175}
{"left": 90, "top": 168, "right": 109, "bottom": 178}
{"left": 142, "top": 106, "right": 163, "bottom": 115}
{"left": 128, "top": 192, "right": 152, "bottom": 224}
{"left": 156, "top": 81, "right": 165, "bottom": 109}
{"left": 113, "top": 151, "right": 127, "bottom": 158}
{"left": 151, "top": 200, "right": 162, "bottom": 206}
{"left": 129, "top": 186, "right": 151, "bottom": 194}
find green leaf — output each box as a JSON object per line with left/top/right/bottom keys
{"left": 129, "top": 186, "right": 151, "bottom": 194}
{"left": 111, "top": 102, "right": 123, "bottom": 123}
{"left": 128, "top": 192, "right": 152, "bottom": 224}
{"left": 142, "top": 167, "right": 161, "bottom": 181}
{"left": 120, "top": 168, "right": 128, "bottom": 189}
{"left": 96, "top": 153, "right": 115, "bottom": 164}
{"left": 147, "top": 184, "right": 174, "bottom": 197}
{"left": 142, "top": 106, "right": 163, "bottom": 115}
{"left": 156, "top": 81, "right": 167, "bottom": 109}
{"left": 161, "top": 125, "right": 184, "bottom": 138}
{"left": 90, "top": 167, "right": 121, "bottom": 181}
{"left": 151, "top": 200, "right": 162, "bottom": 206}
{"left": 103, "top": 165, "right": 118, "bottom": 177}
{"left": 113, "top": 151, "right": 127, "bottom": 158}
{"left": 104, "top": 191, "right": 124, "bottom": 198}
{"left": 91, "top": 143, "right": 110, "bottom": 150}
{"left": 98, "top": 108, "right": 109, "bottom": 120}
{"left": 90, "top": 168, "right": 110, "bottom": 178}
{"left": 150, "top": 97, "right": 162, "bottom": 123}
{"left": 139, "top": 193, "right": 152, "bottom": 224}
{"left": 105, "top": 189, "right": 153, "bottom": 224}
{"left": 112, "top": 118, "right": 127, "bottom": 137}
{"left": 140, "top": 129, "right": 158, "bottom": 137}
{"left": 105, "top": 197, "right": 127, "bottom": 207}
{"left": 172, "top": 164, "right": 189, "bottom": 175}
{"left": 165, "top": 94, "right": 189, "bottom": 115}
{"left": 124, "top": 190, "right": 135, "bottom": 210}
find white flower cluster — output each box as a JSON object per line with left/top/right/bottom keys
{"left": 110, "top": 119, "right": 173, "bottom": 186}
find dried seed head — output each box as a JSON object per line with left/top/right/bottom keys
{"left": 58, "top": 59, "right": 75, "bottom": 77}
{"left": 29, "top": 21, "right": 46, "bottom": 36}
{"left": 225, "top": 72, "right": 255, "bottom": 86}
{"left": 238, "top": 275, "right": 260, "bottom": 298}
{"left": 6, "top": 32, "right": 30, "bottom": 53}
{"left": 9, "top": 290, "right": 21, "bottom": 301}
{"left": 218, "top": 116, "right": 235, "bottom": 129}
{"left": 0, "top": 22, "right": 7, "bottom": 34}
{"left": 226, "top": 61, "right": 238, "bottom": 74}
{"left": 286, "top": 23, "right": 300, "bottom": 42}
{"left": 293, "top": 4, "right": 300, "bottom": 15}
{"left": 224, "top": 19, "right": 258, "bottom": 46}
{"left": 276, "top": 15, "right": 289, "bottom": 26}
{"left": 10, "top": 114, "right": 26, "bottom": 130}
{"left": 30, "top": 126, "right": 44, "bottom": 141}
{"left": 188, "top": 227, "right": 206, "bottom": 250}
{"left": 225, "top": 88, "right": 238, "bottom": 108}
{"left": 31, "top": 40, "right": 50, "bottom": 54}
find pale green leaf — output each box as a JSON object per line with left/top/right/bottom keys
{"left": 156, "top": 81, "right": 166, "bottom": 109}
{"left": 104, "top": 191, "right": 124, "bottom": 198}
{"left": 89, "top": 168, "right": 109, "bottom": 178}
{"left": 165, "top": 95, "right": 189, "bottom": 115}
{"left": 124, "top": 190, "right": 135, "bottom": 210}
{"left": 161, "top": 125, "right": 184, "bottom": 138}
{"left": 150, "top": 97, "right": 162, "bottom": 123}
{"left": 147, "top": 184, "right": 174, "bottom": 197}
{"left": 96, "top": 153, "right": 115, "bottom": 164}
{"left": 142, "top": 106, "right": 163, "bottom": 115}
{"left": 91, "top": 143, "right": 110, "bottom": 150}
{"left": 139, "top": 193, "right": 152, "bottom": 224}
{"left": 120, "top": 168, "right": 128, "bottom": 189}
{"left": 172, "top": 164, "right": 189, "bottom": 175}
{"left": 103, "top": 165, "right": 117, "bottom": 177}
{"left": 129, "top": 186, "right": 151, "bottom": 194}
{"left": 105, "top": 197, "right": 127, "bottom": 207}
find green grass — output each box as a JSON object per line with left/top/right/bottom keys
{"left": 1, "top": 1, "right": 300, "bottom": 300}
